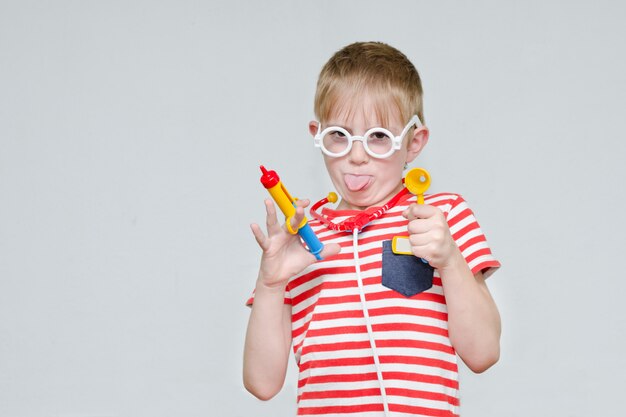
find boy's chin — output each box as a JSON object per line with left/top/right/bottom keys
{"left": 340, "top": 192, "right": 380, "bottom": 211}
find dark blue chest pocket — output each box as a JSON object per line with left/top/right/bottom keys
{"left": 381, "top": 240, "right": 434, "bottom": 297}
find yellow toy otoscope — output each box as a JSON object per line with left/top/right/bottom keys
{"left": 392, "top": 167, "right": 431, "bottom": 257}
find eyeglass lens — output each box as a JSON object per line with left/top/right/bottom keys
{"left": 322, "top": 129, "right": 393, "bottom": 157}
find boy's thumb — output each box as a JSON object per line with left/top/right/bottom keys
{"left": 319, "top": 243, "right": 341, "bottom": 259}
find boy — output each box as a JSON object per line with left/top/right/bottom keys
{"left": 244, "top": 41, "right": 501, "bottom": 416}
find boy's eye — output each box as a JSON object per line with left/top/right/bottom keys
{"left": 369, "top": 131, "right": 391, "bottom": 141}
{"left": 328, "top": 130, "right": 347, "bottom": 140}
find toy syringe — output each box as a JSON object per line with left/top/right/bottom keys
{"left": 259, "top": 165, "right": 324, "bottom": 260}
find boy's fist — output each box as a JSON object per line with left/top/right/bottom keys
{"left": 402, "top": 203, "right": 461, "bottom": 271}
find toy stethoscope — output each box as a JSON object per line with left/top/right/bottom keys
{"left": 260, "top": 166, "right": 432, "bottom": 417}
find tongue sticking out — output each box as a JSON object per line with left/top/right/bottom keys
{"left": 344, "top": 174, "right": 372, "bottom": 191}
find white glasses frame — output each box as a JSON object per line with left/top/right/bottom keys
{"left": 314, "top": 115, "right": 423, "bottom": 159}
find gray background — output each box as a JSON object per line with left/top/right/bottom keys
{"left": 1, "top": 1, "right": 625, "bottom": 416}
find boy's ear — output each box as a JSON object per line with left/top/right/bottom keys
{"left": 405, "top": 126, "right": 429, "bottom": 164}
{"left": 308, "top": 121, "right": 320, "bottom": 137}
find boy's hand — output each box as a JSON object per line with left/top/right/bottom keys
{"left": 251, "top": 199, "right": 340, "bottom": 290}
{"left": 402, "top": 203, "right": 462, "bottom": 271}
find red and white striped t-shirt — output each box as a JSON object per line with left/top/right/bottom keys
{"left": 251, "top": 192, "right": 500, "bottom": 416}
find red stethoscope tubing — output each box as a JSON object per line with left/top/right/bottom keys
{"left": 309, "top": 186, "right": 411, "bottom": 232}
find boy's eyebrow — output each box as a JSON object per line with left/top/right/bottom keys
{"left": 321, "top": 120, "right": 352, "bottom": 132}
{"left": 325, "top": 121, "right": 350, "bottom": 129}
{"left": 324, "top": 121, "right": 394, "bottom": 132}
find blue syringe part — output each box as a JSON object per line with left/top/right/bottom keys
{"left": 298, "top": 223, "right": 324, "bottom": 260}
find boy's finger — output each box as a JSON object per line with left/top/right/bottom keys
{"left": 319, "top": 242, "right": 341, "bottom": 259}
{"left": 264, "top": 199, "right": 282, "bottom": 235}
{"left": 294, "top": 198, "right": 310, "bottom": 209}
{"left": 408, "top": 233, "right": 430, "bottom": 248}
{"left": 403, "top": 203, "right": 438, "bottom": 221}
{"left": 286, "top": 205, "right": 306, "bottom": 234}
{"left": 407, "top": 218, "right": 431, "bottom": 235}
{"left": 250, "top": 223, "right": 269, "bottom": 251}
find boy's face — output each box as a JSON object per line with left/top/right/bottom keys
{"left": 309, "top": 95, "right": 428, "bottom": 211}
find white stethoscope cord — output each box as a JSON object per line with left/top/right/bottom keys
{"left": 314, "top": 178, "right": 430, "bottom": 416}
{"left": 352, "top": 229, "right": 390, "bottom": 417}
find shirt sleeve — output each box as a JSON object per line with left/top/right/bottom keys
{"left": 445, "top": 194, "right": 501, "bottom": 278}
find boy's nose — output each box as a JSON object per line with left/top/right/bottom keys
{"left": 348, "top": 140, "right": 369, "bottom": 164}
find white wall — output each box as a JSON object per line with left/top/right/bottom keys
{"left": 1, "top": 1, "right": 625, "bottom": 416}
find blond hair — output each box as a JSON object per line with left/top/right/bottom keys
{"left": 314, "top": 42, "right": 424, "bottom": 126}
